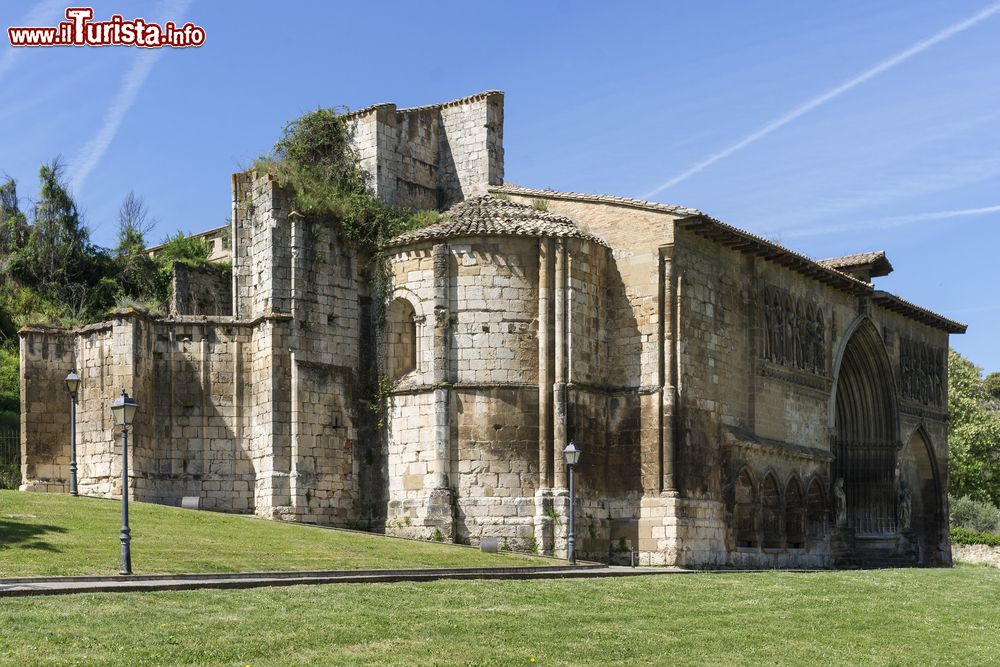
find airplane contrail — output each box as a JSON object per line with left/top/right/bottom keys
{"left": 784, "top": 203, "right": 1000, "bottom": 239}
{"left": 0, "top": 0, "right": 65, "bottom": 83}
{"left": 643, "top": 2, "right": 1000, "bottom": 198}
{"left": 68, "top": 0, "right": 194, "bottom": 194}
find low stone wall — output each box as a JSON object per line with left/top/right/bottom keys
{"left": 171, "top": 262, "right": 232, "bottom": 316}
{"left": 952, "top": 543, "right": 1000, "bottom": 568}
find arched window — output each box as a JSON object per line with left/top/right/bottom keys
{"left": 807, "top": 478, "right": 826, "bottom": 538}
{"left": 761, "top": 473, "right": 783, "bottom": 549}
{"left": 386, "top": 298, "right": 417, "bottom": 381}
{"left": 734, "top": 469, "right": 758, "bottom": 548}
{"left": 785, "top": 478, "right": 805, "bottom": 548}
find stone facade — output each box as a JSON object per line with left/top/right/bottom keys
{"left": 18, "top": 92, "right": 966, "bottom": 568}
{"left": 348, "top": 90, "right": 503, "bottom": 210}
{"left": 171, "top": 263, "right": 232, "bottom": 317}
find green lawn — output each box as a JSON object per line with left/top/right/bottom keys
{"left": 0, "top": 490, "right": 551, "bottom": 577}
{"left": 1, "top": 567, "right": 998, "bottom": 665}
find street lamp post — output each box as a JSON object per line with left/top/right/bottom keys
{"left": 64, "top": 370, "right": 80, "bottom": 496}
{"left": 111, "top": 390, "right": 138, "bottom": 575}
{"left": 563, "top": 441, "right": 581, "bottom": 565}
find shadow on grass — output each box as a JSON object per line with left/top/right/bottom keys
{"left": 0, "top": 519, "right": 67, "bottom": 552}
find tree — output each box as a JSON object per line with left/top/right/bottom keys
{"left": 114, "top": 191, "right": 159, "bottom": 301}
{"left": 985, "top": 372, "right": 1000, "bottom": 402}
{"left": 21, "top": 159, "right": 91, "bottom": 286}
{"left": 1, "top": 160, "right": 115, "bottom": 325}
{"left": 948, "top": 349, "right": 1000, "bottom": 506}
{"left": 0, "top": 177, "right": 28, "bottom": 253}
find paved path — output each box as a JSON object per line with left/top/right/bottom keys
{"left": 0, "top": 565, "right": 690, "bottom": 597}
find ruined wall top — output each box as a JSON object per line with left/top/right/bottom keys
{"left": 347, "top": 90, "right": 504, "bottom": 211}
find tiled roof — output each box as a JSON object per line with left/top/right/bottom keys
{"left": 489, "top": 184, "right": 963, "bottom": 334}
{"left": 490, "top": 184, "right": 701, "bottom": 217}
{"left": 385, "top": 195, "right": 608, "bottom": 247}
{"left": 818, "top": 251, "right": 888, "bottom": 269}
{"left": 872, "top": 291, "right": 967, "bottom": 334}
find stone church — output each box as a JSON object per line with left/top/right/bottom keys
{"left": 19, "top": 91, "right": 966, "bottom": 568}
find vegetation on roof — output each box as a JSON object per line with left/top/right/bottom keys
{"left": 251, "top": 107, "right": 437, "bottom": 250}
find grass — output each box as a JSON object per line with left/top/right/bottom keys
{"left": 0, "top": 567, "right": 998, "bottom": 665}
{"left": 0, "top": 491, "right": 551, "bottom": 577}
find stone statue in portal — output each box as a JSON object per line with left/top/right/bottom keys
{"left": 898, "top": 482, "right": 912, "bottom": 531}
{"left": 834, "top": 477, "right": 847, "bottom": 528}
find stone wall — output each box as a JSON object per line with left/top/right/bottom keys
{"left": 489, "top": 188, "right": 956, "bottom": 568}
{"left": 19, "top": 329, "right": 75, "bottom": 492}
{"left": 382, "top": 232, "right": 642, "bottom": 559}
{"left": 20, "top": 308, "right": 360, "bottom": 522}
{"left": 18, "top": 99, "right": 962, "bottom": 569}
{"left": 21, "top": 170, "right": 366, "bottom": 526}
{"left": 348, "top": 91, "right": 504, "bottom": 211}
{"left": 232, "top": 172, "right": 290, "bottom": 320}
{"left": 171, "top": 263, "right": 233, "bottom": 317}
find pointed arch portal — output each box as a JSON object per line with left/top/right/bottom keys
{"left": 832, "top": 319, "right": 899, "bottom": 536}
{"left": 899, "top": 427, "right": 943, "bottom": 565}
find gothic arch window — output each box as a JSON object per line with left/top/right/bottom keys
{"left": 807, "top": 477, "right": 826, "bottom": 538}
{"left": 761, "top": 473, "right": 783, "bottom": 549}
{"left": 785, "top": 477, "right": 805, "bottom": 548}
{"left": 735, "top": 469, "right": 758, "bottom": 548}
{"left": 386, "top": 297, "right": 417, "bottom": 381}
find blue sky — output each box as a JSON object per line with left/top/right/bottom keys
{"left": 1, "top": 1, "right": 998, "bottom": 371}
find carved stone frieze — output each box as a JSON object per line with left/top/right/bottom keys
{"left": 899, "top": 336, "right": 944, "bottom": 406}
{"left": 760, "top": 285, "right": 827, "bottom": 376}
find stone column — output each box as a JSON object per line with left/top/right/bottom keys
{"left": 660, "top": 245, "right": 678, "bottom": 495}
{"left": 538, "top": 238, "right": 553, "bottom": 488}
{"left": 288, "top": 211, "right": 303, "bottom": 518}
{"left": 536, "top": 238, "right": 556, "bottom": 553}
{"left": 552, "top": 238, "right": 568, "bottom": 491}
{"left": 550, "top": 239, "right": 571, "bottom": 557}
{"left": 428, "top": 243, "right": 454, "bottom": 536}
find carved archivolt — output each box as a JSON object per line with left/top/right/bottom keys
{"left": 899, "top": 336, "right": 944, "bottom": 406}
{"left": 761, "top": 285, "right": 826, "bottom": 375}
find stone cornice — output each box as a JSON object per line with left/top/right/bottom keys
{"left": 899, "top": 400, "right": 950, "bottom": 422}
{"left": 725, "top": 427, "right": 834, "bottom": 463}
{"left": 18, "top": 309, "right": 293, "bottom": 336}
{"left": 758, "top": 361, "right": 832, "bottom": 395}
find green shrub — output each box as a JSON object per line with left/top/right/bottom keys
{"left": 950, "top": 495, "right": 1000, "bottom": 533}
{"left": 253, "top": 107, "right": 437, "bottom": 251}
{"left": 951, "top": 527, "right": 1000, "bottom": 547}
{"left": 0, "top": 462, "right": 18, "bottom": 490}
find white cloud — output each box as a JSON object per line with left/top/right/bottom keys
{"left": 643, "top": 2, "right": 1000, "bottom": 198}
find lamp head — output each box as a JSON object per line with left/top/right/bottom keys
{"left": 110, "top": 390, "right": 138, "bottom": 427}
{"left": 64, "top": 370, "right": 80, "bottom": 398}
{"left": 563, "top": 441, "right": 581, "bottom": 466}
